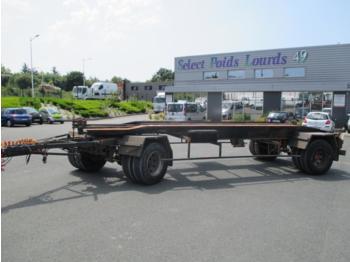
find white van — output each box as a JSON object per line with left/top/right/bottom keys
{"left": 153, "top": 92, "right": 166, "bottom": 113}
{"left": 90, "top": 82, "right": 119, "bottom": 99}
{"left": 72, "top": 86, "right": 91, "bottom": 99}
{"left": 166, "top": 101, "right": 206, "bottom": 121}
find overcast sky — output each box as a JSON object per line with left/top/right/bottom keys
{"left": 1, "top": 0, "right": 350, "bottom": 82}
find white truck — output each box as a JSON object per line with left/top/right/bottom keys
{"left": 72, "top": 86, "right": 91, "bottom": 99}
{"left": 153, "top": 92, "right": 166, "bottom": 113}
{"left": 90, "top": 82, "right": 119, "bottom": 99}
{"left": 72, "top": 82, "right": 119, "bottom": 100}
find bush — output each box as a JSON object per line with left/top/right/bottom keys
{"left": 1, "top": 96, "right": 151, "bottom": 118}
{"left": 1, "top": 97, "right": 21, "bottom": 108}
{"left": 233, "top": 113, "right": 251, "bottom": 122}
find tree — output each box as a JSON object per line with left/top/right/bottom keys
{"left": 65, "top": 71, "right": 84, "bottom": 91}
{"left": 150, "top": 68, "right": 174, "bottom": 82}
{"left": 111, "top": 76, "right": 123, "bottom": 85}
{"left": 111, "top": 76, "right": 131, "bottom": 85}
{"left": 85, "top": 77, "right": 99, "bottom": 87}
{"left": 15, "top": 73, "right": 32, "bottom": 89}
{"left": 52, "top": 66, "right": 58, "bottom": 75}
{"left": 1, "top": 65, "right": 12, "bottom": 86}
{"left": 22, "top": 63, "right": 30, "bottom": 73}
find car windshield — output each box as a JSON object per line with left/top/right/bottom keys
{"left": 48, "top": 109, "right": 59, "bottom": 114}
{"left": 153, "top": 97, "right": 165, "bottom": 103}
{"left": 24, "top": 108, "right": 37, "bottom": 113}
{"left": 307, "top": 113, "right": 328, "bottom": 120}
{"left": 222, "top": 103, "right": 232, "bottom": 109}
{"left": 268, "top": 112, "right": 279, "bottom": 117}
{"left": 10, "top": 109, "right": 26, "bottom": 114}
{"left": 168, "top": 104, "right": 183, "bottom": 112}
{"left": 185, "top": 104, "right": 198, "bottom": 113}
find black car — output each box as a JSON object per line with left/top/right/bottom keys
{"left": 267, "top": 112, "right": 294, "bottom": 123}
{"left": 22, "top": 107, "right": 43, "bottom": 124}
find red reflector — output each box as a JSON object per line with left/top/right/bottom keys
{"left": 325, "top": 120, "right": 331, "bottom": 125}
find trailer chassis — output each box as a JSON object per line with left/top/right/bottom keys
{"left": 1, "top": 120, "right": 346, "bottom": 185}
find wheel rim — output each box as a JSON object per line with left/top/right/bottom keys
{"left": 145, "top": 151, "right": 162, "bottom": 177}
{"left": 7, "top": 120, "right": 11, "bottom": 127}
{"left": 311, "top": 148, "right": 329, "bottom": 169}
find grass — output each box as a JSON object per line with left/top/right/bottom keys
{"left": 1, "top": 96, "right": 152, "bottom": 117}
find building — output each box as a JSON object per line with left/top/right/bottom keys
{"left": 166, "top": 44, "right": 350, "bottom": 126}
{"left": 124, "top": 81, "right": 174, "bottom": 101}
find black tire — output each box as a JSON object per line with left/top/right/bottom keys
{"left": 61, "top": 121, "right": 64, "bottom": 124}
{"left": 121, "top": 155, "right": 140, "bottom": 184}
{"left": 6, "top": 120, "right": 13, "bottom": 127}
{"left": 249, "top": 140, "right": 257, "bottom": 155}
{"left": 49, "top": 120, "right": 54, "bottom": 124}
{"left": 301, "top": 140, "right": 334, "bottom": 175}
{"left": 292, "top": 148, "right": 303, "bottom": 171}
{"left": 68, "top": 150, "right": 106, "bottom": 172}
{"left": 39, "top": 119, "right": 43, "bottom": 125}
{"left": 249, "top": 140, "right": 277, "bottom": 161}
{"left": 26, "top": 122, "right": 31, "bottom": 126}
{"left": 132, "top": 143, "right": 168, "bottom": 185}
{"left": 68, "top": 150, "right": 80, "bottom": 168}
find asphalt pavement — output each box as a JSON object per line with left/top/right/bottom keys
{"left": 2, "top": 115, "right": 350, "bottom": 262}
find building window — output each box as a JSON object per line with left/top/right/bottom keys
{"left": 204, "top": 71, "right": 219, "bottom": 80}
{"left": 159, "top": 85, "right": 165, "bottom": 90}
{"left": 131, "top": 86, "right": 138, "bottom": 91}
{"left": 284, "top": 67, "right": 305, "bottom": 77}
{"left": 255, "top": 69, "right": 273, "bottom": 78}
{"left": 144, "top": 85, "right": 153, "bottom": 91}
{"left": 228, "top": 70, "right": 246, "bottom": 79}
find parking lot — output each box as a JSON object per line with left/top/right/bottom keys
{"left": 2, "top": 114, "right": 350, "bottom": 262}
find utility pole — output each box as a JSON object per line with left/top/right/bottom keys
{"left": 30, "top": 34, "right": 40, "bottom": 97}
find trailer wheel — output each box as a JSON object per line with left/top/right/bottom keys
{"left": 121, "top": 156, "right": 140, "bottom": 184}
{"left": 301, "top": 140, "right": 334, "bottom": 175}
{"left": 132, "top": 143, "right": 168, "bottom": 185}
{"left": 249, "top": 140, "right": 277, "bottom": 161}
{"left": 68, "top": 150, "right": 80, "bottom": 168}
{"left": 68, "top": 150, "right": 106, "bottom": 172}
{"left": 292, "top": 148, "right": 303, "bottom": 171}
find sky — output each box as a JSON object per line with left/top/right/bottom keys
{"left": 1, "top": 0, "right": 350, "bottom": 82}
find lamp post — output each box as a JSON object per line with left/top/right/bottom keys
{"left": 82, "top": 58, "right": 92, "bottom": 86}
{"left": 30, "top": 34, "right": 40, "bottom": 97}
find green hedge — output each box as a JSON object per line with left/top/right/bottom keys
{"left": 1, "top": 97, "right": 152, "bottom": 117}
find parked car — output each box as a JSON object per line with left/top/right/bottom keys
{"left": 166, "top": 101, "right": 206, "bottom": 121}
{"left": 322, "top": 107, "right": 332, "bottom": 116}
{"left": 1, "top": 108, "right": 32, "bottom": 127}
{"left": 267, "top": 112, "right": 294, "bottom": 123}
{"left": 222, "top": 101, "right": 242, "bottom": 120}
{"left": 22, "top": 107, "right": 43, "bottom": 124}
{"left": 39, "top": 107, "right": 64, "bottom": 124}
{"left": 295, "top": 107, "right": 310, "bottom": 119}
{"left": 302, "top": 112, "right": 335, "bottom": 132}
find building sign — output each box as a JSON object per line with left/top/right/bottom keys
{"left": 176, "top": 50, "right": 308, "bottom": 71}
{"left": 293, "top": 50, "right": 308, "bottom": 63}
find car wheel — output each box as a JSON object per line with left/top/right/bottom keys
{"left": 49, "top": 120, "right": 54, "bottom": 124}
{"left": 60, "top": 121, "right": 64, "bottom": 124}
{"left": 26, "top": 122, "right": 31, "bottom": 127}
{"left": 39, "top": 119, "right": 43, "bottom": 125}
{"left": 6, "top": 120, "right": 13, "bottom": 127}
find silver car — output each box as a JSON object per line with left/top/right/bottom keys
{"left": 302, "top": 112, "right": 335, "bottom": 132}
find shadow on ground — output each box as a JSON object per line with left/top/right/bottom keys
{"left": 2, "top": 159, "right": 349, "bottom": 213}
